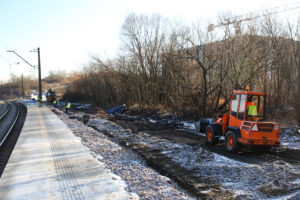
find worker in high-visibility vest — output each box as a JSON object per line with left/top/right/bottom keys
{"left": 240, "top": 96, "right": 258, "bottom": 120}
{"left": 247, "top": 102, "right": 257, "bottom": 116}
{"left": 53, "top": 99, "right": 57, "bottom": 108}
{"left": 246, "top": 97, "right": 258, "bottom": 121}
{"left": 65, "top": 101, "right": 71, "bottom": 114}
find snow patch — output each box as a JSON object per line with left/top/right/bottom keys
{"left": 280, "top": 128, "right": 300, "bottom": 150}
{"left": 80, "top": 115, "right": 300, "bottom": 200}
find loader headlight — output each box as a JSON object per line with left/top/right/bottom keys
{"left": 274, "top": 125, "right": 279, "bottom": 130}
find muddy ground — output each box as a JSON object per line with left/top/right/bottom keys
{"left": 56, "top": 105, "right": 300, "bottom": 200}
{"left": 103, "top": 114, "right": 300, "bottom": 199}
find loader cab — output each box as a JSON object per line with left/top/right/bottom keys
{"left": 229, "top": 90, "right": 266, "bottom": 126}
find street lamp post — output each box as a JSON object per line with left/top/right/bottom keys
{"left": 7, "top": 48, "right": 42, "bottom": 106}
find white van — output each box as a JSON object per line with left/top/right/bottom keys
{"left": 31, "top": 93, "right": 46, "bottom": 101}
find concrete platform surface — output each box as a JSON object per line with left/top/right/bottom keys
{"left": 0, "top": 105, "right": 131, "bottom": 200}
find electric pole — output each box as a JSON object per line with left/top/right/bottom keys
{"left": 9, "top": 63, "right": 12, "bottom": 98}
{"left": 7, "top": 48, "right": 42, "bottom": 106}
{"left": 8, "top": 62, "right": 20, "bottom": 99}
{"left": 37, "top": 47, "right": 42, "bottom": 106}
{"left": 21, "top": 74, "right": 24, "bottom": 98}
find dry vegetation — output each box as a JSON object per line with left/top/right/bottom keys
{"left": 2, "top": 13, "right": 299, "bottom": 124}
{"left": 64, "top": 14, "right": 299, "bottom": 124}
{"left": 0, "top": 70, "right": 69, "bottom": 99}
{"left": 0, "top": 74, "right": 38, "bottom": 99}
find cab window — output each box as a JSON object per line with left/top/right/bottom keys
{"left": 238, "top": 94, "right": 246, "bottom": 120}
{"left": 246, "top": 95, "right": 265, "bottom": 121}
{"left": 231, "top": 94, "right": 239, "bottom": 117}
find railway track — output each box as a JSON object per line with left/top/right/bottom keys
{"left": 0, "top": 102, "right": 10, "bottom": 121}
{"left": 0, "top": 102, "right": 20, "bottom": 146}
{"left": 0, "top": 101, "right": 27, "bottom": 177}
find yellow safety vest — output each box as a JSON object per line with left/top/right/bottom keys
{"left": 53, "top": 100, "right": 57, "bottom": 104}
{"left": 66, "top": 102, "right": 71, "bottom": 108}
{"left": 248, "top": 105, "right": 257, "bottom": 116}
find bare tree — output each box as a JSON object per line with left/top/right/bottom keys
{"left": 63, "top": 12, "right": 300, "bottom": 123}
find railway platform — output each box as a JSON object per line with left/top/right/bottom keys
{"left": 0, "top": 103, "right": 131, "bottom": 200}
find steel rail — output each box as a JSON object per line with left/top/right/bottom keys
{"left": 0, "top": 102, "right": 20, "bottom": 147}
{"left": 0, "top": 103, "right": 10, "bottom": 121}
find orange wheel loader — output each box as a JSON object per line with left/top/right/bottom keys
{"left": 198, "top": 89, "right": 280, "bottom": 152}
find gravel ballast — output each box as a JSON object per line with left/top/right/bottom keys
{"left": 52, "top": 107, "right": 196, "bottom": 200}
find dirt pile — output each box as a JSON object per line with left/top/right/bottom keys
{"left": 86, "top": 105, "right": 108, "bottom": 116}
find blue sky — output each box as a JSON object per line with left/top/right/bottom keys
{"left": 0, "top": 0, "right": 299, "bottom": 81}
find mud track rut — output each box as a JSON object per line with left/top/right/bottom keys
{"left": 94, "top": 127, "right": 233, "bottom": 199}
{"left": 109, "top": 115, "right": 300, "bottom": 165}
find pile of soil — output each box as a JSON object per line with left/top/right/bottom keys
{"left": 85, "top": 105, "right": 108, "bottom": 116}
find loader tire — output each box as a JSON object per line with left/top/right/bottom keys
{"left": 225, "top": 131, "right": 240, "bottom": 153}
{"left": 206, "top": 125, "right": 217, "bottom": 145}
